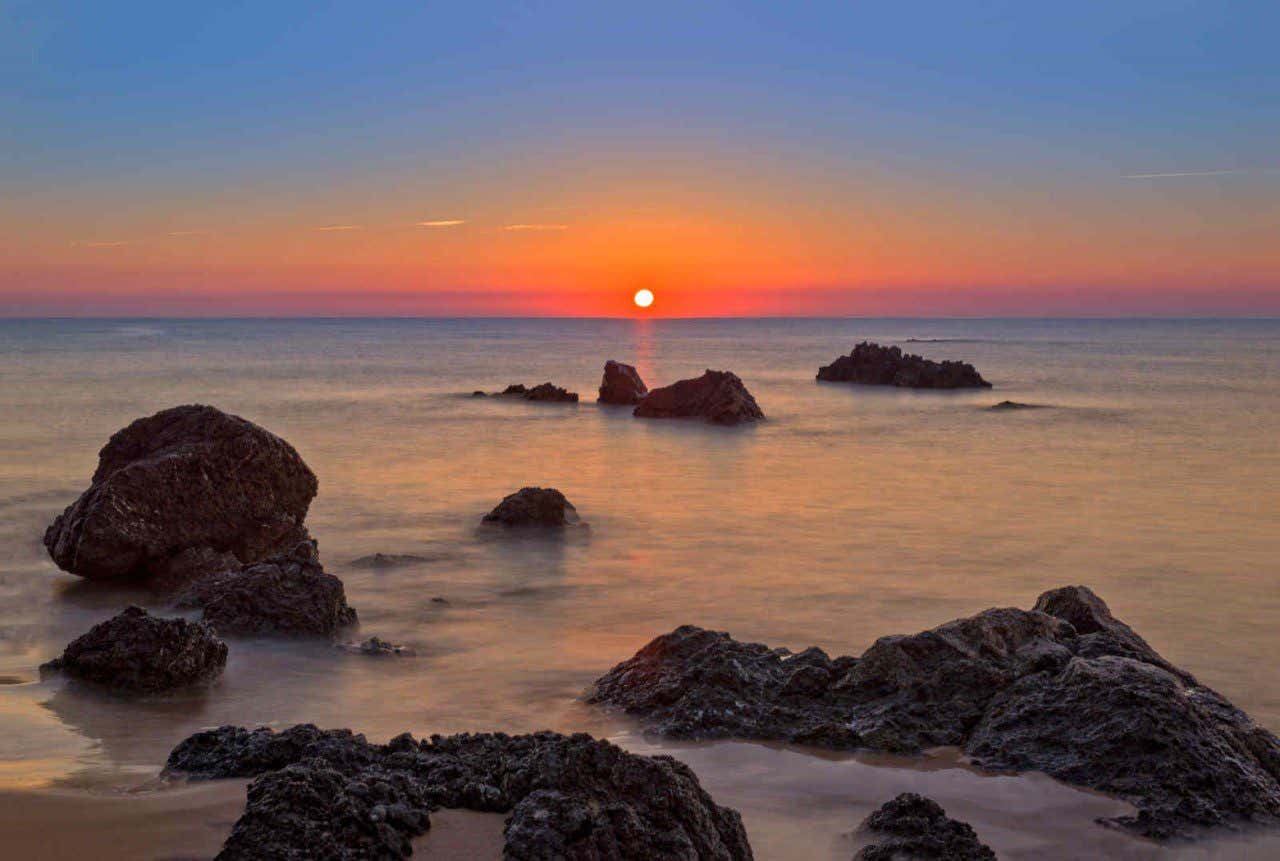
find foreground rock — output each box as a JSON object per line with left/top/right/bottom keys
{"left": 634, "top": 370, "right": 765, "bottom": 425}
{"left": 598, "top": 359, "right": 648, "bottom": 405}
{"left": 42, "top": 606, "right": 226, "bottom": 693}
{"left": 44, "top": 405, "right": 317, "bottom": 582}
{"left": 178, "top": 540, "right": 357, "bottom": 638}
{"left": 855, "top": 793, "right": 995, "bottom": 860}
{"left": 166, "top": 725, "right": 753, "bottom": 860}
{"left": 481, "top": 487, "right": 580, "bottom": 528}
{"left": 817, "top": 342, "right": 991, "bottom": 389}
{"left": 589, "top": 586, "right": 1280, "bottom": 840}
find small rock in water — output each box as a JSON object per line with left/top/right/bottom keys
{"left": 336, "top": 636, "right": 414, "bottom": 657}
{"left": 471, "top": 390, "right": 487, "bottom": 397}
{"left": 817, "top": 342, "right": 991, "bottom": 389}
{"left": 598, "top": 359, "right": 648, "bottom": 405}
{"left": 482, "top": 487, "right": 581, "bottom": 528}
{"left": 348, "top": 553, "right": 432, "bottom": 570}
{"left": 522, "top": 381, "right": 579, "bottom": 403}
{"left": 42, "top": 605, "right": 227, "bottom": 693}
{"left": 634, "top": 369, "right": 765, "bottom": 425}
{"left": 854, "top": 793, "right": 995, "bottom": 860}
{"left": 430, "top": 596, "right": 449, "bottom": 604}
{"left": 989, "top": 400, "right": 1042, "bottom": 410}
{"left": 500, "top": 383, "right": 527, "bottom": 395}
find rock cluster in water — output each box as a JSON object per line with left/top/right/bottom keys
{"left": 42, "top": 605, "right": 227, "bottom": 693}
{"left": 598, "top": 359, "right": 648, "bottom": 405}
{"left": 44, "top": 405, "right": 317, "bottom": 582}
{"left": 817, "top": 342, "right": 991, "bottom": 389}
{"left": 634, "top": 369, "right": 765, "bottom": 425}
{"left": 165, "top": 724, "right": 753, "bottom": 860}
{"left": 589, "top": 585, "right": 1280, "bottom": 839}
{"left": 490, "top": 382, "right": 580, "bottom": 402}
{"left": 482, "top": 487, "right": 580, "bottom": 528}
{"left": 854, "top": 793, "right": 995, "bottom": 861}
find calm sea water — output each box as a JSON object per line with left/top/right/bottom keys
{"left": 1, "top": 318, "right": 1278, "bottom": 859}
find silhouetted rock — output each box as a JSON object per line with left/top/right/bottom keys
{"left": 634, "top": 370, "right": 765, "bottom": 425}
{"left": 501, "top": 384, "right": 527, "bottom": 395}
{"left": 989, "top": 400, "right": 1041, "bottom": 410}
{"left": 336, "top": 636, "right": 414, "bottom": 657}
{"left": 177, "top": 540, "right": 357, "bottom": 638}
{"left": 854, "top": 793, "right": 995, "bottom": 860}
{"left": 166, "top": 726, "right": 752, "bottom": 860}
{"left": 471, "top": 390, "right": 487, "bottom": 397}
{"left": 817, "top": 342, "right": 991, "bottom": 389}
{"left": 41, "top": 605, "right": 226, "bottom": 693}
{"left": 44, "top": 405, "right": 317, "bottom": 581}
{"left": 523, "top": 382, "right": 579, "bottom": 403}
{"left": 481, "top": 487, "right": 580, "bottom": 528}
{"left": 590, "top": 586, "right": 1280, "bottom": 840}
{"left": 598, "top": 359, "right": 648, "bottom": 405}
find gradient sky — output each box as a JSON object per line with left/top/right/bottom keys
{"left": 3, "top": 1, "right": 1278, "bottom": 316}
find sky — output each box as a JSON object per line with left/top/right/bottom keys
{"left": 2, "top": 1, "right": 1278, "bottom": 317}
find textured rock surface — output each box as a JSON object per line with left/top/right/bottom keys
{"left": 44, "top": 405, "right": 317, "bottom": 581}
{"left": 634, "top": 369, "right": 765, "bottom": 425}
{"left": 598, "top": 359, "right": 648, "bottom": 405}
{"left": 178, "top": 540, "right": 357, "bottom": 638}
{"left": 42, "top": 605, "right": 226, "bottom": 693}
{"left": 854, "top": 793, "right": 995, "bottom": 860}
{"left": 166, "top": 726, "right": 753, "bottom": 860}
{"left": 523, "top": 381, "right": 579, "bottom": 402}
{"left": 482, "top": 487, "right": 580, "bottom": 528}
{"left": 817, "top": 342, "right": 991, "bottom": 389}
{"left": 590, "top": 586, "right": 1280, "bottom": 840}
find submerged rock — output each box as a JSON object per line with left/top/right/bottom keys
{"left": 589, "top": 586, "right": 1280, "bottom": 840}
{"left": 854, "top": 793, "right": 995, "bottom": 860}
{"left": 336, "top": 636, "right": 414, "bottom": 657}
{"left": 523, "top": 382, "right": 579, "bottom": 403}
{"left": 44, "top": 404, "right": 317, "bottom": 581}
{"left": 634, "top": 369, "right": 765, "bottom": 425}
{"left": 166, "top": 726, "right": 753, "bottom": 861}
{"left": 348, "top": 553, "right": 432, "bottom": 570}
{"left": 178, "top": 540, "right": 357, "bottom": 638}
{"left": 817, "top": 342, "right": 991, "bottom": 389}
{"left": 482, "top": 487, "right": 580, "bottom": 528}
{"left": 989, "top": 400, "right": 1041, "bottom": 410}
{"left": 42, "top": 605, "right": 226, "bottom": 693}
{"left": 598, "top": 359, "right": 648, "bottom": 405}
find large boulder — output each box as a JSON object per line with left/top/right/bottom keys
{"left": 166, "top": 726, "right": 753, "bottom": 861}
{"left": 481, "top": 487, "right": 580, "bottom": 528}
{"left": 44, "top": 405, "right": 317, "bottom": 581}
{"left": 178, "top": 540, "right": 357, "bottom": 638}
{"left": 598, "top": 360, "right": 648, "bottom": 405}
{"left": 41, "top": 605, "right": 226, "bottom": 693}
{"left": 589, "top": 586, "right": 1280, "bottom": 840}
{"left": 634, "top": 370, "right": 764, "bottom": 425}
{"left": 817, "top": 342, "right": 991, "bottom": 389}
{"left": 854, "top": 793, "right": 995, "bottom": 861}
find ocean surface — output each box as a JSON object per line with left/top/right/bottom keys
{"left": 1, "top": 317, "right": 1278, "bottom": 859}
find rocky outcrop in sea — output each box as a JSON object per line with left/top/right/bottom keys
{"left": 598, "top": 360, "right": 648, "bottom": 405}
{"left": 634, "top": 370, "right": 765, "bottom": 425}
{"left": 817, "top": 342, "right": 991, "bottom": 389}
{"left": 491, "top": 382, "right": 580, "bottom": 402}
{"left": 481, "top": 487, "right": 581, "bottom": 528}
{"left": 854, "top": 793, "right": 995, "bottom": 860}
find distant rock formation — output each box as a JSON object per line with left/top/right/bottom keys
{"left": 42, "top": 606, "right": 226, "bottom": 693}
{"left": 634, "top": 370, "right": 765, "bottom": 425}
{"left": 165, "top": 726, "right": 753, "bottom": 860}
{"left": 817, "top": 342, "right": 991, "bottom": 389}
{"left": 44, "top": 404, "right": 317, "bottom": 582}
{"left": 854, "top": 794, "right": 995, "bottom": 861}
{"left": 989, "top": 400, "right": 1042, "bottom": 410}
{"left": 481, "top": 487, "right": 580, "bottom": 528}
{"left": 523, "top": 382, "right": 579, "bottom": 402}
{"left": 177, "top": 540, "right": 357, "bottom": 638}
{"left": 598, "top": 359, "right": 648, "bottom": 405}
{"left": 589, "top": 586, "right": 1280, "bottom": 840}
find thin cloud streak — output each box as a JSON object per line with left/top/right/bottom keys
{"left": 72, "top": 240, "right": 133, "bottom": 247}
{"left": 315, "top": 224, "right": 364, "bottom": 231}
{"left": 1122, "top": 168, "right": 1276, "bottom": 179}
{"left": 502, "top": 223, "right": 568, "bottom": 231}
{"left": 415, "top": 220, "right": 466, "bottom": 227}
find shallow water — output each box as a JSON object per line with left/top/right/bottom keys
{"left": 1, "top": 318, "right": 1278, "bottom": 857}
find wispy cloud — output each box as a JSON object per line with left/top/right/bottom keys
{"left": 168, "top": 230, "right": 212, "bottom": 237}
{"left": 502, "top": 223, "right": 568, "bottom": 231}
{"left": 316, "top": 224, "right": 364, "bottom": 231}
{"left": 415, "top": 220, "right": 466, "bottom": 227}
{"left": 1122, "top": 168, "right": 1277, "bottom": 179}
{"left": 72, "top": 239, "right": 133, "bottom": 247}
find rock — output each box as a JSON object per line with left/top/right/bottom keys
{"left": 166, "top": 726, "right": 753, "bottom": 861}
{"left": 44, "top": 405, "right": 317, "bottom": 581}
{"left": 590, "top": 586, "right": 1280, "bottom": 840}
{"left": 501, "top": 384, "right": 528, "bottom": 395}
{"left": 348, "top": 553, "right": 432, "bottom": 570}
{"left": 634, "top": 370, "right": 765, "bottom": 425}
{"left": 146, "top": 546, "right": 240, "bottom": 593}
{"left": 817, "top": 342, "right": 991, "bottom": 389}
{"left": 598, "top": 360, "right": 648, "bottom": 405}
{"left": 41, "top": 605, "right": 226, "bottom": 693}
{"left": 336, "top": 636, "right": 414, "bottom": 657}
{"left": 989, "top": 400, "right": 1041, "bottom": 410}
{"left": 471, "top": 390, "right": 487, "bottom": 397}
{"left": 854, "top": 793, "right": 995, "bottom": 860}
{"left": 523, "top": 382, "right": 579, "bottom": 403}
{"left": 177, "top": 540, "right": 357, "bottom": 638}
{"left": 481, "top": 487, "right": 580, "bottom": 528}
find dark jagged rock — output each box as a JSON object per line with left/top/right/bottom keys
{"left": 166, "top": 726, "right": 753, "bottom": 861}
{"left": 41, "top": 605, "right": 226, "bottom": 693}
{"left": 523, "top": 382, "right": 579, "bottom": 403}
{"left": 146, "top": 545, "right": 241, "bottom": 593}
{"left": 44, "top": 405, "right": 317, "bottom": 581}
{"left": 482, "top": 487, "right": 580, "bottom": 528}
{"left": 501, "top": 384, "right": 527, "bottom": 395}
{"left": 634, "top": 369, "right": 765, "bottom": 425}
{"left": 177, "top": 540, "right": 357, "bottom": 638}
{"left": 817, "top": 342, "right": 991, "bottom": 389}
{"left": 854, "top": 793, "right": 995, "bottom": 860}
{"left": 598, "top": 359, "right": 648, "bottom": 405}
{"left": 989, "top": 400, "right": 1042, "bottom": 410}
{"left": 336, "top": 636, "right": 414, "bottom": 657}
{"left": 590, "top": 586, "right": 1280, "bottom": 840}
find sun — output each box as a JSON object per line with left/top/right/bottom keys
{"left": 633, "top": 289, "right": 655, "bottom": 309}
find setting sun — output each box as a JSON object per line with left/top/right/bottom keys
{"left": 633, "top": 289, "right": 655, "bottom": 309}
